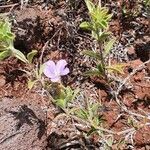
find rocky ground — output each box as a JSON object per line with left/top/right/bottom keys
{"left": 0, "top": 0, "right": 150, "bottom": 149}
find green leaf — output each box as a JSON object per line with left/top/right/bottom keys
{"left": 106, "top": 14, "right": 113, "bottom": 21}
{"left": 0, "top": 50, "right": 11, "bottom": 60}
{"left": 106, "top": 137, "right": 114, "bottom": 147}
{"left": 144, "top": 0, "right": 150, "bottom": 6}
{"left": 58, "top": 88, "right": 66, "bottom": 100}
{"left": 91, "top": 31, "right": 98, "bottom": 40}
{"left": 98, "top": 31, "right": 111, "bottom": 41}
{"left": 54, "top": 86, "right": 79, "bottom": 109}
{"left": 92, "top": 116, "right": 100, "bottom": 126}
{"left": 38, "top": 64, "right": 44, "bottom": 79}
{"left": 75, "top": 109, "right": 88, "bottom": 120}
{"left": 87, "top": 127, "right": 97, "bottom": 136}
{"left": 64, "top": 86, "right": 79, "bottom": 104}
{"left": 12, "top": 49, "right": 28, "bottom": 63}
{"left": 0, "top": 19, "right": 15, "bottom": 60}
{"left": 80, "top": 21, "right": 91, "bottom": 30}
{"left": 97, "top": 63, "right": 104, "bottom": 74}
{"left": 104, "top": 38, "right": 116, "bottom": 56}
{"left": 99, "top": 20, "right": 108, "bottom": 29}
{"left": 0, "top": 19, "right": 15, "bottom": 41}
{"left": 56, "top": 99, "right": 67, "bottom": 109}
{"left": 83, "top": 50, "right": 101, "bottom": 60}
{"left": 84, "top": 69, "right": 102, "bottom": 77}
{"left": 27, "top": 50, "right": 37, "bottom": 63}
{"left": 27, "top": 79, "right": 37, "bottom": 90}
{"left": 0, "top": 19, "right": 29, "bottom": 63}
{"left": 91, "top": 103, "right": 100, "bottom": 115}
{"left": 106, "top": 63, "right": 125, "bottom": 74}
{"left": 85, "top": 0, "right": 95, "bottom": 13}
{"left": 66, "top": 87, "right": 79, "bottom": 103}
{"left": 90, "top": 6, "right": 112, "bottom": 31}
{"left": 65, "top": 86, "right": 74, "bottom": 103}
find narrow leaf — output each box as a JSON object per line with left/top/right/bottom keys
{"left": 99, "top": 20, "right": 108, "bottom": 29}
{"left": 104, "top": 38, "right": 116, "bottom": 56}
{"left": 87, "top": 127, "right": 97, "bottom": 136}
{"left": 80, "top": 21, "right": 91, "bottom": 30}
{"left": 75, "top": 109, "right": 88, "bottom": 120}
{"left": 83, "top": 50, "right": 101, "bottom": 60}
{"left": 97, "top": 63, "right": 104, "bottom": 74}
{"left": 106, "top": 64, "right": 125, "bottom": 74}
{"left": 84, "top": 69, "right": 102, "bottom": 77}
{"left": 92, "top": 116, "right": 100, "bottom": 126}
{"left": 98, "top": 31, "right": 111, "bottom": 41}
{"left": 27, "top": 50, "right": 37, "bottom": 63}
{"left": 91, "top": 103, "right": 99, "bottom": 115}
{"left": 56, "top": 99, "right": 66, "bottom": 109}
{"left": 12, "top": 49, "right": 28, "bottom": 63}
{"left": 85, "top": 0, "right": 95, "bottom": 13}
{"left": 38, "top": 64, "right": 44, "bottom": 79}
{"left": 92, "top": 31, "right": 98, "bottom": 40}
{"left": 27, "top": 79, "right": 37, "bottom": 90}
{"left": 0, "top": 50, "right": 11, "bottom": 60}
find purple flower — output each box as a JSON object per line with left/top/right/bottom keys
{"left": 43, "top": 59, "right": 69, "bottom": 82}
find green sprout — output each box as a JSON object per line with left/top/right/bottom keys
{"left": 27, "top": 64, "right": 44, "bottom": 90}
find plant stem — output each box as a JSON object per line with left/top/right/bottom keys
{"left": 97, "top": 34, "right": 108, "bottom": 82}
{"left": 98, "top": 0, "right": 101, "bottom": 7}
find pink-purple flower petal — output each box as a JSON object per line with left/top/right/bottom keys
{"left": 56, "top": 59, "right": 68, "bottom": 73}
{"left": 60, "top": 67, "right": 70, "bottom": 75}
{"left": 50, "top": 76, "right": 61, "bottom": 82}
{"left": 43, "top": 60, "right": 56, "bottom": 78}
{"left": 43, "top": 59, "right": 69, "bottom": 82}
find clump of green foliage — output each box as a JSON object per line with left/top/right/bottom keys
{"left": 144, "top": 0, "right": 150, "bottom": 6}
{"left": 0, "top": 18, "right": 37, "bottom": 63}
{"left": 49, "top": 83, "right": 105, "bottom": 135}
{"left": 80, "top": 0, "right": 124, "bottom": 81}
{"left": 75, "top": 101, "right": 102, "bottom": 129}
{"left": 143, "top": 0, "right": 150, "bottom": 14}
{"left": 48, "top": 83, "right": 79, "bottom": 111}
{"left": 0, "top": 18, "right": 40, "bottom": 89}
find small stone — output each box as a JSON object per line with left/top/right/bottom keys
{"left": 129, "top": 59, "right": 143, "bottom": 69}
{"left": 126, "top": 46, "right": 135, "bottom": 55}
{"left": 146, "top": 145, "right": 150, "bottom": 150}
{"left": 0, "top": 75, "right": 5, "bottom": 87}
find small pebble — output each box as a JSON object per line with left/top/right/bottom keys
{"left": 0, "top": 75, "right": 5, "bottom": 87}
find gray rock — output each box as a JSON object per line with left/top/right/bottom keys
{"left": 0, "top": 96, "right": 47, "bottom": 150}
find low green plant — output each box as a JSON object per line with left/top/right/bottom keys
{"left": 27, "top": 64, "right": 44, "bottom": 90}
{"left": 143, "top": 0, "right": 150, "bottom": 15}
{"left": 0, "top": 18, "right": 39, "bottom": 89}
{"left": 80, "top": 0, "right": 124, "bottom": 81}
{"left": 0, "top": 18, "right": 37, "bottom": 63}
{"left": 54, "top": 85, "right": 79, "bottom": 110}
{"left": 144, "top": 0, "right": 150, "bottom": 6}
{"left": 75, "top": 102, "right": 103, "bottom": 129}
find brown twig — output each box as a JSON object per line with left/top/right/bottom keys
{"left": 115, "top": 59, "right": 150, "bottom": 118}
{"left": 0, "top": 3, "right": 19, "bottom": 8}
{"left": 39, "top": 41, "right": 49, "bottom": 65}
